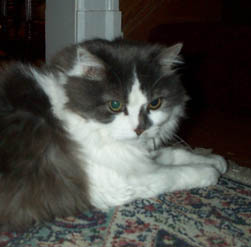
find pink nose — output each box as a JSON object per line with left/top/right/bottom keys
{"left": 134, "top": 127, "right": 144, "bottom": 136}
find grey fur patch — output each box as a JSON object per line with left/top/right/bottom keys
{"left": 0, "top": 64, "right": 91, "bottom": 232}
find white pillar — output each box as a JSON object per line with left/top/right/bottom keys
{"left": 45, "top": 0, "right": 121, "bottom": 62}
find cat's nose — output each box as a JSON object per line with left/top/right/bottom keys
{"left": 134, "top": 127, "right": 144, "bottom": 136}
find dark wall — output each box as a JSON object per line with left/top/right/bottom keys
{"left": 0, "top": 0, "right": 45, "bottom": 63}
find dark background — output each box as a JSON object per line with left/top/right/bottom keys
{"left": 0, "top": 0, "right": 45, "bottom": 63}
{"left": 1, "top": 0, "right": 251, "bottom": 167}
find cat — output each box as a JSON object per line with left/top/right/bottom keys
{"left": 0, "top": 38, "right": 227, "bottom": 232}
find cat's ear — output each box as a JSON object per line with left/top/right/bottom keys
{"left": 68, "top": 46, "right": 106, "bottom": 80}
{"left": 159, "top": 43, "right": 183, "bottom": 73}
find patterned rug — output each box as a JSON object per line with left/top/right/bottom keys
{"left": 0, "top": 161, "right": 250, "bottom": 247}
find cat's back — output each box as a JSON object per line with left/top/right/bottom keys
{"left": 0, "top": 63, "right": 90, "bottom": 231}
{"left": 0, "top": 63, "right": 51, "bottom": 119}
{"left": 0, "top": 63, "right": 55, "bottom": 172}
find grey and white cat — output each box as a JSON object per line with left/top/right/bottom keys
{"left": 0, "top": 39, "right": 227, "bottom": 231}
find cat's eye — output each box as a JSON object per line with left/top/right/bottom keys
{"left": 108, "top": 100, "right": 123, "bottom": 112}
{"left": 148, "top": 98, "right": 162, "bottom": 110}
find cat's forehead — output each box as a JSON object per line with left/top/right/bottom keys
{"left": 89, "top": 47, "right": 162, "bottom": 98}
{"left": 128, "top": 71, "right": 148, "bottom": 106}
{"left": 104, "top": 65, "right": 156, "bottom": 102}
{"left": 83, "top": 40, "right": 161, "bottom": 74}
{"left": 64, "top": 39, "right": 183, "bottom": 102}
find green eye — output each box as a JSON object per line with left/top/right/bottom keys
{"left": 108, "top": 100, "right": 122, "bottom": 112}
{"left": 148, "top": 98, "right": 162, "bottom": 110}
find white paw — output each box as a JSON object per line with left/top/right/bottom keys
{"left": 209, "top": 154, "right": 228, "bottom": 174}
{"left": 197, "top": 166, "right": 221, "bottom": 188}
{"left": 181, "top": 166, "right": 221, "bottom": 190}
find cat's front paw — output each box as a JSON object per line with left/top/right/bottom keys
{"left": 198, "top": 166, "right": 221, "bottom": 187}
{"left": 209, "top": 154, "right": 228, "bottom": 174}
{"left": 182, "top": 165, "right": 221, "bottom": 189}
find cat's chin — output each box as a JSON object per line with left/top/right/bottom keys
{"left": 112, "top": 134, "right": 139, "bottom": 143}
{"left": 107, "top": 128, "right": 138, "bottom": 142}
{"left": 110, "top": 128, "right": 155, "bottom": 143}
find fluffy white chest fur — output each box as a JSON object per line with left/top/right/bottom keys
{"left": 38, "top": 70, "right": 227, "bottom": 210}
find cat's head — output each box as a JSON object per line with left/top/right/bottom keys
{"left": 51, "top": 39, "right": 188, "bottom": 148}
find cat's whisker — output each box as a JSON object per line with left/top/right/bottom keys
{"left": 171, "top": 133, "right": 193, "bottom": 150}
{"left": 152, "top": 138, "right": 157, "bottom": 151}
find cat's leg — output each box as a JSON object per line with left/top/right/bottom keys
{"left": 129, "top": 163, "right": 222, "bottom": 197}
{"left": 151, "top": 147, "right": 227, "bottom": 174}
{"left": 87, "top": 158, "right": 223, "bottom": 209}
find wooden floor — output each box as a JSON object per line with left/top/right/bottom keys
{"left": 179, "top": 108, "right": 251, "bottom": 169}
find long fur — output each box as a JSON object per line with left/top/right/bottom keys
{"left": 0, "top": 64, "right": 90, "bottom": 232}
{"left": 0, "top": 39, "right": 227, "bottom": 232}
